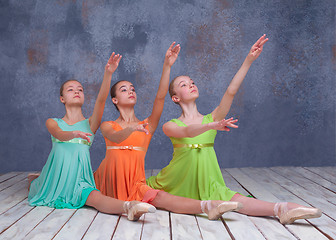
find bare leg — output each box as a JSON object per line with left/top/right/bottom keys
{"left": 150, "top": 191, "right": 202, "bottom": 214}
{"left": 85, "top": 190, "right": 125, "bottom": 214}
{"left": 150, "top": 191, "right": 242, "bottom": 220}
{"left": 85, "top": 190, "right": 156, "bottom": 221}
{"left": 230, "top": 194, "right": 322, "bottom": 224}
{"left": 231, "top": 194, "right": 301, "bottom": 216}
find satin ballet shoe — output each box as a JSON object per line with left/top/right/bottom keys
{"left": 279, "top": 207, "right": 322, "bottom": 224}
{"left": 27, "top": 173, "right": 40, "bottom": 190}
{"left": 27, "top": 173, "right": 40, "bottom": 182}
{"left": 123, "top": 201, "right": 156, "bottom": 221}
{"left": 208, "top": 201, "right": 243, "bottom": 220}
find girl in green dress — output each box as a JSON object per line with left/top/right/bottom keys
{"left": 147, "top": 35, "right": 322, "bottom": 224}
{"left": 28, "top": 52, "right": 155, "bottom": 221}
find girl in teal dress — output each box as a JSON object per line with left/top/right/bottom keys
{"left": 147, "top": 35, "right": 322, "bottom": 224}
{"left": 28, "top": 52, "right": 155, "bottom": 221}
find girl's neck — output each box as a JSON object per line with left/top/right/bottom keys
{"left": 117, "top": 107, "right": 138, "bottom": 123}
{"left": 63, "top": 106, "right": 85, "bottom": 124}
{"left": 179, "top": 101, "right": 202, "bottom": 120}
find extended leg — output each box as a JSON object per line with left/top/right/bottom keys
{"left": 85, "top": 190, "right": 155, "bottom": 221}
{"left": 150, "top": 191, "right": 242, "bottom": 220}
{"left": 231, "top": 194, "right": 322, "bottom": 224}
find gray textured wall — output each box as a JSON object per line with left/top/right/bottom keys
{"left": 0, "top": 0, "right": 335, "bottom": 173}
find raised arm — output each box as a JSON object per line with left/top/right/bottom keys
{"left": 100, "top": 121, "right": 149, "bottom": 144}
{"left": 46, "top": 118, "right": 92, "bottom": 142}
{"left": 211, "top": 34, "right": 268, "bottom": 122}
{"left": 163, "top": 118, "right": 238, "bottom": 138}
{"left": 89, "top": 52, "right": 122, "bottom": 134}
{"left": 147, "top": 42, "right": 181, "bottom": 134}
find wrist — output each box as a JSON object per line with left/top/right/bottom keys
{"left": 104, "top": 70, "right": 113, "bottom": 77}
{"left": 163, "top": 62, "right": 172, "bottom": 70}
{"left": 244, "top": 57, "right": 254, "bottom": 66}
{"left": 206, "top": 123, "right": 213, "bottom": 130}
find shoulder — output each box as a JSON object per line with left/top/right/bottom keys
{"left": 163, "top": 121, "right": 178, "bottom": 130}
{"left": 101, "top": 121, "right": 118, "bottom": 132}
{"left": 46, "top": 118, "right": 58, "bottom": 126}
{"left": 101, "top": 121, "right": 116, "bottom": 128}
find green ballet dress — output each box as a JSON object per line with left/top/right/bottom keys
{"left": 147, "top": 114, "right": 237, "bottom": 201}
{"left": 28, "top": 118, "right": 98, "bottom": 209}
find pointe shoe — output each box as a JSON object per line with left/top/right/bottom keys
{"left": 279, "top": 207, "right": 322, "bottom": 224}
{"left": 27, "top": 173, "right": 40, "bottom": 190}
{"left": 208, "top": 201, "right": 243, "bottom": 220}
{"left": 123, "top": 201, "right": 156, "bottom": 221}
{"left": 28, "top": 173, "right": 40, "bottom": 182}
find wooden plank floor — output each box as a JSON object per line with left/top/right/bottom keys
{"left": 0, "top": 167, "right": 335, "bottom": 240}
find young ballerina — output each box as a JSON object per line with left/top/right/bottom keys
{"left": 28, "top": 52, "right": 155, "bottom": 221}
{"left": 147, "top": 35, "right": 322, "bottom": 224}
{"left": 94, "top": 42, "right": 243, "bottom": 220}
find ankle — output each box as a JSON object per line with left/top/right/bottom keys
{"left": 200, "top": 200, "right": 211, "bottom": 214}
{"left": 274, "top": 202, "right": 288, "bottom": 218}
{"left": 123, "top": 201, "right": 130, "bottom": 213}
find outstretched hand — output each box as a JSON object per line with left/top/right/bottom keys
{"left": 132, "top": 123, "right": 150, "bottom": 135}
{"left": 246, "top": 34, "right": 269, "bottom": 63}
{"left": 209, "top": 118, "right": 238, "bottom": 131}
{"left": 72, "top": 131, "right": 92, "bottom": 142}
{"left": 105, "top": 52, "right": 122, "bottom": 74}
{"left": 164, "top": 42, "right": 181, "bottom": 67}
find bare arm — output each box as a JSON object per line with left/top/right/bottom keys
{"left": 89, "top": 52, "right": 122, "bottom": 134}
{"left": 100, "top": 121, "right": 149, "bottom": 144}
{"left": 212, "top": 34, "right": 269, "bottom": 122}
{"left": 147, "top": 42, "right": 180, "bottom": 134}
{"left": 162, "top": 118, "right": 238, "bottom": 138}
{"left": 46, "top": 118, "right": 92, "bottom": 142}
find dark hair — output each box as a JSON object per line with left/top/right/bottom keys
{"left": 110, "top": 80, "right": 128, "bottom": 111}
{"left": 60, "top": 79, "right": 81, "bottom": 96}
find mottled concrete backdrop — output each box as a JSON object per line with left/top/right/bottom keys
{"left": 0, "top": 0, "right": 335, "bottom": 172}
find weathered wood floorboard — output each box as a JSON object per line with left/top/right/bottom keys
{"left": 0, "top": 167, "right": 334, "bottom": 240}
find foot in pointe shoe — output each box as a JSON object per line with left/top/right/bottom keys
{"left": 207, "top": 201, "right": 243, "bottom": 220}
{"left": 27, "top": 173, "right": 40, "bottom": 190}
{"left": 279, "top": 207, "right": 322, "bottom": 224}
{"left": 123, "top": 201, "right": 156, "bottom": 221}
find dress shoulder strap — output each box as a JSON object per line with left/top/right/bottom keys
{"left": 169, "top": 118, "right": 186, "bottom": 126}
{"left": 203, "top": 113, "right": 214, "bottom": 124}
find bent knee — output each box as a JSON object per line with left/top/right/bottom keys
{"left": 86, "top": 190, "right": 102, "bottom": 206}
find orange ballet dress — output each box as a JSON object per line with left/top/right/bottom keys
{"left": 94, "top": 119, "right": 159, "bottom": 202}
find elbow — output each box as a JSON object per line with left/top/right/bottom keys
{"left": 226, "top": 87, "right": 237, "bottom": 96}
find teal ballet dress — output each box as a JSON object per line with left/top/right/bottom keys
{"left": 28, "top": 118, "right": 98, "bottom": 209}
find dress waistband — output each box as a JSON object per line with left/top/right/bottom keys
{"left": 52, "top": 137, "right": 92, "bottom": 146}
{"left": 173, "top": 143, "right": 214, "bottom": 149}
{"left": 107, "top": 146, "right": 146, "bottom": 151}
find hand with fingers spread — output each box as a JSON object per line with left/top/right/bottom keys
{"left": 132, "top": 123, "right": 150, "bottom": 135}
{"left": 208, "top": 118, "right": 239, "bottom": 131}
{"left": 72, "top": 130, "right": 93, "bottom": 142}
{"left": 105, "top": 52, "right": 122, "bottom": 74}
{"left": 164, "top": 42, "right": 181, "bottom": 67}
{"left": 246, "top": 34, "right": 269, "bottom": 63}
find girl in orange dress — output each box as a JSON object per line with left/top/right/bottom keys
{"left": 94, "top": 43, "right": 243, "bottom": 220}
{"left": 28, "top": 52, "right": 156, "bottom": 221}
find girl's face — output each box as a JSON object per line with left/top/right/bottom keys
{"left": 112, "top": 81, "right": 137, "bottom": 108}
{"left": 60, "top": 81, "right": 84, "bottom": 106}
{"left": 172, "top": 76, "right": 199, "bottom": 104}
